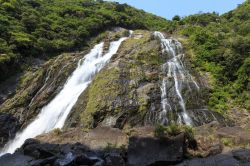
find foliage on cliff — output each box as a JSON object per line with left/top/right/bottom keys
{"left": 165, "top": 0, "right": 250, "bottom": 111}
{"left": 0, "top": 0, "right": 168, "bottom": 82}
{"left": 0, "top": 0, "right": 249, "bottom": 113}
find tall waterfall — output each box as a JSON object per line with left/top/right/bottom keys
{"left": 154, "top": 31, "right": 199, "bottom": 125}
{"left": 0, "top": 37, "right": 127, "bottom": 155}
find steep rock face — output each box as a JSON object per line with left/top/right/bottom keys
{"left": 0, "top": 29, "right": 226, "bottom": 149}
{"left": 0, "top": 53, "right": 82, "bottom": 125}
{"left": 0, "top": 29, "right": 129, "bottom": 148}
{"left": 0, "top": 53, "right": 81, "bottom": 147}
{"left": 65, "top": 30, "right": 225, "bottom": 130}
{"left": 66, "top": 30, "right": 164, "bottom": 129}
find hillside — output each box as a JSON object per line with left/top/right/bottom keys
{"left": 164, "top": 0, "right": 250, "bottom": 112}
{"left": 0, "top": 0, "right": 168, "bottom": 82}
{"left": 0, "top": 0, "right": 249, "bottom": 166}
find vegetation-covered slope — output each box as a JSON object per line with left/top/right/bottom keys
{"left": 165, "top": 0, "right": 250, "bottom": 111}
{"left": 1, "top": 0, "right": 248, "bottom": 113}
{"left": 0, "top": 0, "right": 248, "bottom": 119}
{"left": 0, "top": 1, "right": 249, "bottom": 164}
{"left": 0, "top": 0, "right": 168, "bottom": 82}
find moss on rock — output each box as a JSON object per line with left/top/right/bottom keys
{"left": 67, "top": 30, "right": 164, "bottom": 130}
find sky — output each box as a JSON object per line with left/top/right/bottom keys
{"left": 110, "top": 0, "right": 246, "bottom": 20}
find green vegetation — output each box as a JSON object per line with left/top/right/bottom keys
{"left": 154, "top": 124, "right": 194, "bottom": 139}
{"left": 76, "top": 30, "right": 163, "bottom": 129}
{"left": 165, "top": 0, "right": 250, "bottom": 112}
{"left": 0, "top": 0, "right": 169, "bottom": 82}
{"left": 0, "top": 0, "right": 248, "bottom": 115}
{"left": 80, "top": 67, "right": 121, "bottom": 128}
{"left": 52, "top": 128, "right": 62, "bottom": 135}
{"left": 221, "top": 137, "right": 234, "bottom": 146}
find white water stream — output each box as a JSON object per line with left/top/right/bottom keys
{"left": 154, "top": 31, "right": 199, "bottom": 125}
{"left": 0, "top": 37, "right": 127, "bottom": 155}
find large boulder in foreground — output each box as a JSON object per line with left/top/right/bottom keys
{"left": 127, "top": 133, "right": 186, "bottom": 166}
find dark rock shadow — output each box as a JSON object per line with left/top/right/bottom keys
{"left": 0, "top": 113, "right": 21, "bottom": 148}
{"left": 0, "top": 132, "right": 188, "bottom": 166}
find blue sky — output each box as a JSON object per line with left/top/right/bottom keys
{"left": 111, "top": 0, "right": 246, "bottom": 19}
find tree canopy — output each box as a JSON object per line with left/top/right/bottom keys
{"left": 0, "top": 0, "right": 169, "bottom": 82}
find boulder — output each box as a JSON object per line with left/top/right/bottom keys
{"left": 17, "top": 139, "right": 59, "bottom": 159}
{"left": 104, "top": 151, "right": 126, "bottom": 166}
{"left": 127, "top": 133, "right": 185, "bottom": 166}
{"left": 232, "top": 149, "right": 250, "bottom": 162}
{"left": 1, "top": 139, "right": 105, "bottom": 166}
{"left": 187, "top": 109, "right": 227, "bottom": 126}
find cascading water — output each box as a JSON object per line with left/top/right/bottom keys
{"left": 0, "top": 37, "right": 127, "bottom": 155}
{"left": 154, "top": 31, "right": 199, "bottom": 125}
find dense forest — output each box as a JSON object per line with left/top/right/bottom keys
{"left": 0, "top": 0, "right": 168, "bottom": 82}
{"left": 0, "top": 0, "right": 249, "bottom": 112}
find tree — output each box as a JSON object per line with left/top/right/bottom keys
{"left": 172, "top": 15, "right": 181, "bottom": 21}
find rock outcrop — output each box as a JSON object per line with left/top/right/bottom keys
{"left": 0, "top": 29, "right": 128, "bottom": 148}
{"left": 1, "top": 126, "right": 248, "bottom": 166}
{"left": 65, "top": 30, "right": 226, "bottom": 130}
{"left": 0, "top": 113, "right": 20, "bottom": 148}
{"left": 127, "top": 134, "right": 185, "bottom": 165}
{"left": 1, "top": 29, "right": 243, "bottom": 165}
{"left": 0, "top": 53, "right": 82, "bottom": 148}
{"left": 0, "top": 126, "right": 191, "bottom": 166}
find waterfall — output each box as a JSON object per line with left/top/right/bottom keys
{"left": 0, "top": 37, "right": 127, "bottom": 155}
{"left": 154, "top": 31, "right": 199, "bottom": 125}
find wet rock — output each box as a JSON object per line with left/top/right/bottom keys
{"left": 54, "top": 152, "right": 78, "bottom": 166}
{"left": 0, "top": 52, "right": 83, "bottom": 131}
{"left": 63, "top": 30, "right": 227, "bottom": 130}
{"left": 0, "top": 73, "right": 21, "bottom": 105}
{"left": 28, "top": 156, "right": 57, "bottom": 166}
{"left": 104, "top": 151, "right": 126, "bottom": 166}
{"left": 0, "top": 153, "right": 34, "bottom": 166}
{"left": 0, "top": 112, "right": 21, "bottom": 148}
{"left": 19, "top": 139, "right": 59, "bottom": 159}
{"left": 127, "top": 133, "right": 185, "bottom": 166}
{"left": 66, "top": 30, "right": 165, "bottom": 130}
{"left": 187, "top": 109, "right": 227, "bottom": 126}
{"left": 232, "top": 149, "right": 250, "bottom": 162}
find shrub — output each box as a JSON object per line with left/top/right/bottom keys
{"left": 154, "top": 124, "right": 194, "bottom": 138}
{"left": 52, "top": 128, "right": 62, "bottom": 135}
